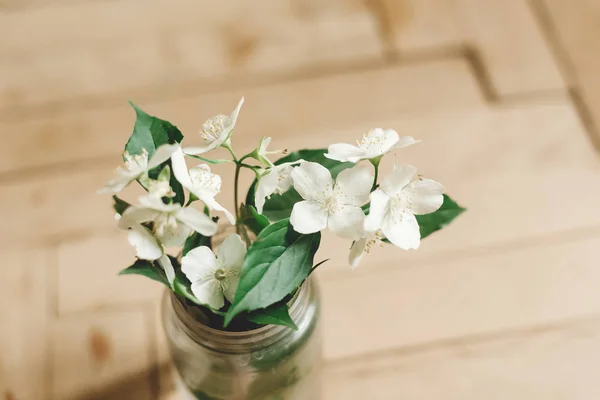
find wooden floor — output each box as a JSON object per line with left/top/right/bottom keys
{"left": 2, "top": 0, "right": 600, "bottom": 398}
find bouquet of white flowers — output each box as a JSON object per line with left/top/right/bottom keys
{"left": 99, "top": 98, "right": 464, "bottom": 330}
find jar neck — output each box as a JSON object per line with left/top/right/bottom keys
{"left": 169, "top": 279, "right": 314, "bottom": 354}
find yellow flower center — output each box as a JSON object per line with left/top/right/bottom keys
{"left": 201, "top": 115, "right": 228, "bottom": 141}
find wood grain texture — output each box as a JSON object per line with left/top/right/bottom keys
{"left": 51, "top": 311, "right": 153, "bottom": 400}
{"left": 0, "top": 0, "right": 382, "bottom": 111}
{"left": 0, "top": 59, "right": 483, "bottom": 175}
{"left": 379, "top": 0, "right": 464, "bottom": 52}
{"left": 57, "top": 230, "right": 162, "bottom": 315}
{"left": 456, "top": 0, "right": 565, "bottom": 96}
{"left": 319, "top": 235, "right": 600, "bottom": 360}
{"left": 323, "top": 317, "right": 600, "bottom": 399}
{"left": 2, "top": 1, "right": 600, "bottom": 398}
{"left": 0, "top": 249, "right": 49, "bottom": 400}
{"left": 540, "top": 0, "right": 600, "bottom": 142}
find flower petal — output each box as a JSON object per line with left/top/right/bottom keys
{"left": 395, "top": 135, "right": 420, "bottom": 149}
{"left": 216, "top": 234, "right": 246, "bottom": 270}
{"left": 189, "top": 164, "right": 222, "bottom": 197}
{"left": 328, "top": 206, "right": 365, "bottom": 239}
{"left": 227, "top": 97, "right": 244, "bottom": 132}
{"left": 157, "top": 254, "right": 176, "bottom": 285}
{"left": 202, "top": 196, "right": 236, "bottom": 225}
{"left": 255, "top": 169, "right": 279, "bottom": 214}
{"left": 139, "top": 195, "right": 181, "bottom": 212}
{"left": 410, "top": 179, "right": 445, "bottom": 215}
{"left": 364, "top": 189, "right": 390, "bottom": 232}
{"left": 118, "top": 206, "right": 161, "bottom": 229}
{"left": 291, "top": 162, "right": 333, "bottom": 201}
{"left": 182, "top": 246, "right": 218, "bottom": 282}
{"left": 182, "top": 146, "right": 211, "bottom": 156}
{"left": 171, "top": 147, "right": 193, "bottom": 187}
{"left": 335, "top": 165, "right": 373, "bottom": 206}
{"left": 222, "top": 275, "right": 240, "bottom": 304}
{"left": 191, "top": 279, "right": 225, "bottom": 310}
{"left": 127, "top": 224, "right": 163, "bottom": 260}
{"left": 324, "top": 143, "right": 366, "bottom": 163}
{"left": 380, "top": 163, "right": 418, "bottom": 196}
{"left": 147, "top": 144, "right": 180, "bottom": 170}
{"left": 382, "top": 211, "right": 420, "bottom": 250}
{"left": 98, "top": 173, "right": 137, "bottom": 194}
{"left": 156, "top": 221, "right": 191, "bottom": 247}
{"left": 275, "top": 164, "right": 295, "bottom": 193}
{"left": 176, "top": 207, "right": 218, "bottom": 237}
{"left": 290, "top": 200, "right": 328, "bottom": 234}
{"left": 349, "top": 237, "right": 367, "bottom": 269}
{"left": 364, "top": 128, "right": 399, "bottom": 157}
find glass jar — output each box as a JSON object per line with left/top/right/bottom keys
{"left": 161, "top": 278, "right": 322, "bottom": 400}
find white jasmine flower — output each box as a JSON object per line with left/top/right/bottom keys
{"left": 145, "top": 179, "right": 175, "bottom": 199}
{"left": 290, "top": 162, "right": 372, "bottom": 239}
{"left": 348, "top": 230, "right": 385, "bottom": 269}
{"left": 184, "top": 98, "right": 244, "bottom": 155}
{"left": 119, "top": 196, "right": 218, "bottom": 248}
{"left": 171, "top": 148, "right": 235, "bottom": 224}
{"left": 126, "top": 220, "right": 177, "bottom": 284}
{"left": 255, "top": 161, "right": 301, "bottom": 215}
{"left": 255, "top": 137, "right": 285, "bottom": 167}
{"left": 181, "top": 234, "right": 246, "bottom": 310}
{"left": 99, "top": 144, "right": 180, "bottom": 194}
{"left": 365, "top": 164, "right": 444, "bottom": 250}
{"left": 127, "top": 223, "right": 163, "bottom": 260}
{"left": 324, "top": 128, "right": 418, "bottom": 163}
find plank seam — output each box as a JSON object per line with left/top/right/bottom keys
{"left": 324, "top": 311, "right": 600, "bottom": 368}
{"left": 526, "top": 0, "right": 600, "bottom": 152}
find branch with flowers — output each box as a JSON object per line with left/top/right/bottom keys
{"left": 99, "top": 98, "right": 465, "bottom": 330}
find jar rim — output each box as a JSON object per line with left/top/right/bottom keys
{"left": 167, "top": 279, "right": 314, "bottom": 353}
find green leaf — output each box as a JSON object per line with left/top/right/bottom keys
{"left": 240, "top": 205, "right": 270, "bottom": 236}
{"left": 112, "top": 195, "right": 131, "bottom": 215}
{"left": 119, "top": 259, "right": 170, "bottom": 287}
{"left": 247, "top": 302, "right": 298, "bottom": 330}
{"left": 125, "top": 102, "right": 183, "bottom": 158}
{"left": 125, "top": 102, "right": 185, "bottom": 204}
{"left": 224, "top": 219, "right": 320, "bottom": 326}
{"left": 172, "top": 276, "right": 201, "bottom": 304}
{"left": 416, "top": 194, "right": 466, "bottom": 239}
{"left": 192, "top": 391, "right": 219, "bottom": 400}
{"left": 245, "top": 149, "right": 353, "bottom": 221}
{"left": 182, "top": 232, "right": 212, "bottom": 256}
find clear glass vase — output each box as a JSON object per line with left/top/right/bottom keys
{"left": 161, "top": 278, "right": 322, "bottom": 400}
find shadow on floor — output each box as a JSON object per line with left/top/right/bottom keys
{"left": 70, "top": 362, "right": 172, "bottom": 400}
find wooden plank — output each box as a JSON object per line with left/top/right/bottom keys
{"left": 540, "top": 0, "right": 600, "bottom": 142}
{"left": 380, "top": 0, "right": 464, "bottom": 52}
{"left": 456, "top": 0, "right": 565, "bottom": 96}
{"left": 0, "top": 249, "right": 49, "bottom": 400}
{"left": 51, "top": 310, "right": 153, "bottom": 400}
{"left": 0, "top": 0, "right": 382, "bottom": 111}
{"left": 319, "top": 235, "right": 600, "bottom": 360}
{"left": 0, "top": 59, "right": 483, "bottom": 175}
{"left": 57, "top": 230, "right": 162, "bottom": 315}
{"left": 323, "top": 317, "right": 600, "bottom": 399}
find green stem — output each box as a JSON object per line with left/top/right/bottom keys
{"left": 240, "top": 162, "right": 261, "bottom": 170}
{"left": 370, "top": 157, "right": 381, "bottom": 191}
{"left": 223, "top": 143, "right": 238, "bottom": 163}
{"left": 234, "top": 162, "right": 242, "bottom": 234}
